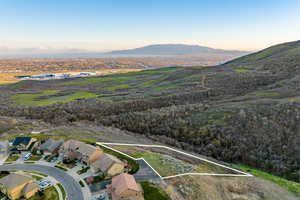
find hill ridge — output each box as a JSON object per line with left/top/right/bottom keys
{"left": 107, "top": 44, "right": 249, "bottom": 56}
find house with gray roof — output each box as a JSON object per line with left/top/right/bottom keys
{"left": 38, "top": 139, "right": 64, "bottom": 153}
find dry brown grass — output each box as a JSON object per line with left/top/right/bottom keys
{"left": 165, "top": 176, "right": 299, "bottom": 200}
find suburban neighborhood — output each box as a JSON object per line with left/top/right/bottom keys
{"left": 16, "top": 72, "right": 97, "bottom": 81}
{"left": 0, "top": 135, "right": 169, "bottom": 200}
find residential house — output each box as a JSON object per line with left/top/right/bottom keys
{"left": 61, "top": 140, "right": 103, "bottom": 165}
{"left": 91, "top": 153, "right": 124, "bottom": 177}
{"left": 12, "top": 137, "right": 37, "bottom": 151}
{"left": 0, "top": 173, "right": 39, "bottom": 200}
{"left": 38, "top": 139, "right": 64, "bottom": 153}
{"left": 107, "top": 173, "right": 144, "bottom": 200}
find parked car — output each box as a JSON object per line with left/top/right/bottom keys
{"left": 22, "top": 153, "right": 32, "bottom": 161}
{"left": 50, "top": 157, "right": 58, "bottom": 163}
{"left": 37, "top": 179, "right": 52, "bottom": 190}
{"left": 92, "top": 193, "right": 106, "bottom": 200}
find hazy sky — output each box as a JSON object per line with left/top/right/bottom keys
{"left": 0, "top": 0, "right": 299, "bottom": 51}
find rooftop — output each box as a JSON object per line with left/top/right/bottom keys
{"left": 111, "top": 173, "right": 142, "bottom": 196}
{"left": 0, "top": 173, "right": 33, "bottom": 190}
{"left": 12, "top": 137, "right": 32, "bottom": 146}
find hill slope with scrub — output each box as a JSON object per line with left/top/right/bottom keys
{"left": 0, "top": 41, "right": 300, "bottom": 196}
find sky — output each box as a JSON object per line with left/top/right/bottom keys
{"left": 0, "top": 0, "right": 299, "bottom": 51}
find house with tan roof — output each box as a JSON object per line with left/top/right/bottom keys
{"left": 61, "top": 140, "right": 103, "bottom": 165}
{"left": 91, "top": 153, "right": 124, "bottom": 177}
{"left": 0, "top": 173, "right": 39, "bottom": 200}
{"left": 107, "top": 173, "right": 144, "bottom": 200}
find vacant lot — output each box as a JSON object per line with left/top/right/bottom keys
{"left": 106, "top": 145, "right": 232, "bottom": 177}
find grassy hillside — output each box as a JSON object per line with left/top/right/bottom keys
{"left": 234, "top": 164, "right": 300, "bottom": 197}
{"left": 224, "top": 40, "right": 300, "bottom": 64}
{"left": 0, "top": 40, "right": 300, "bottom": 186}
{"left": 11, "top": 90, "right": 98, "bottom": 106}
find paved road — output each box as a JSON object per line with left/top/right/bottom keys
{"left": 0, "top": 163, "right": 84, "bottom": 200}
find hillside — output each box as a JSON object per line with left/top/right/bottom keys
{"left": 108, "top": 44, "right": 248, "bottom": 56}
{"left": 224, "top": 40, "right": 300, "bottom": 65}
{"left": 0, "top": 40, "right": 300, "bottom": 198}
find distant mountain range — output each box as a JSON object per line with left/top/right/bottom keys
{"left": 0, "top": 44, "right": 249, "bottom": 58}
{"left": 0, "top": 47, "right": 103, "bottom": 58}
{"left": 107, "top": 44, "right": 249, "bottom": 56}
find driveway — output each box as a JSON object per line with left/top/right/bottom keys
{"left": 89, "top": 180, "right": 111, "bottom": 193}
{"left": 0, "top": 163, "right": 84, "bottom": 200}
{"left": 134, "top": 160, "right": 161, "bottom": 183}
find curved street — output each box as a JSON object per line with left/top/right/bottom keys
{"left": 0, "top": 163, "right": 84, "bottom": 200}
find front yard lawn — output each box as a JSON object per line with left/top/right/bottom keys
{"left": 77, "top": 166, "right": 90, "bottom": 175}
{"left": 29, "top": 155, "right": 42, "bottom": 161}
{"left": 5, "top": 155, "right": 19, "bottom": 162}
{"left": 29, "top": 186, "right": 59, "bottom": 200}
{"left": 0, "top": 171, "right": 10, "bottom": 179}
{"left": 44, "top": 154, "right": 58, "bottom": 162}
{"left": 54, "top": 165, "right": 68, "bottom": 171}
{"left": 79, "top": 180, "right": 85, "bottom": 187}
{"left": 31, "top": 175, "right": 43, "bottom": 181}
{"left": 57, "top": 184, "right": 66, "bottom": 200}
{"left": 60, "top": 159, "right": 77, "bottom": 169}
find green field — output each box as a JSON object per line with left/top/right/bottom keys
{"left": 234, "top": 164, "right": 300, "bottom": 197}
{"left": 12, "top": 90, "right": 98, "bottom": 106}
{"left": 8, "top": 67, "right": 188, "bottom": 106}
{"left": 62, "top": 76, "right": 137, "bottom": 86}
{"left": 104, "top": 84, "right": 132, "bottom": 91}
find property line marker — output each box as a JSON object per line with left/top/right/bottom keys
{"left": 96, "top": 142, "right": 253, "bottom": 179}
